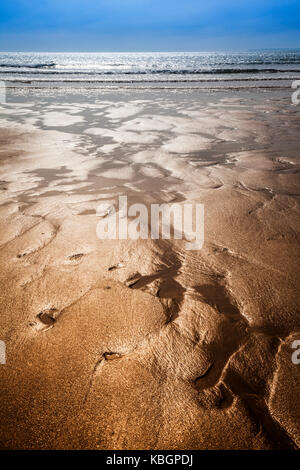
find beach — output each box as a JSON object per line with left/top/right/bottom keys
{"left": 0, "top": 82, "right": 299, "bottom": 449}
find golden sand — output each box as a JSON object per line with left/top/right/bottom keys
{"left": 0, "top": 92, "right": 299, "bottom": 449}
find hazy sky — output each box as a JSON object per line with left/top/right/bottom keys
{"left": 0, "top": 0, "right": 300, "bottom": 51}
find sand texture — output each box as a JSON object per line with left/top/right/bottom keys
{"left": 0, "top": 91, "right": 299, "bottom": 449}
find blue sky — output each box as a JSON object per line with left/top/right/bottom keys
{"left": 0, "top": 0, "right": 299, "bottom": 51}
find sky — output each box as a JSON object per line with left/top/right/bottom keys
{"left": 0, "top": 0, "right": 300, "bottom": 52}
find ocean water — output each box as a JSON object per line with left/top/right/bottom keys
{"left": 1, "top": 51, "right": 300, "bottom": 90}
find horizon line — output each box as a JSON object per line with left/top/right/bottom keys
{"left": 1, "top": 48, "right": 300, "bottom": 54}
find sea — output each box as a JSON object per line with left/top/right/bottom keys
{"left": 1, "top": 50, "right": 300, "bottom": 90}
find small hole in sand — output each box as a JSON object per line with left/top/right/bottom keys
{"left": 69, "top": 253, "right": 84, "bottom": 261}
{"left": 103, "top": 352, "right": 122, "bottom": 361}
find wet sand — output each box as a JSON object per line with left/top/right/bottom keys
{"left": 0, "top": 89, "right": 299, "bottom": 449}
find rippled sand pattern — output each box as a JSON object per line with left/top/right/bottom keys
{"left": 0, "top": 90, "right": 299, "bottom": 449}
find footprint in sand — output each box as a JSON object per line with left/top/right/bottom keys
{"left": 108, "top": 262, "right": 125, "bottom": 271}
{"left": 29, "top": 308, "right": 58, "bottom": 332}
{"left": 103, "top": 352, "right": 122, "bottom": 361}
{"left": 69, "top": 253, "right": 84, "bottom": 261}
{"left": 125, "top": 272, "right": 142, "bottom": 287}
